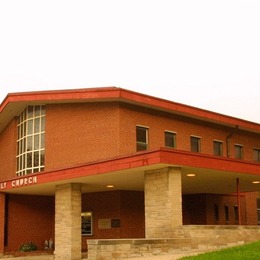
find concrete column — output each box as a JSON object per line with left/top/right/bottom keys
{"left": 55, "top": 183, "right": 82, "bottom": 260}
{"left": 144, "top": 167, "right": 182, "bottom": 238}
{"left": 0, "top": 193, "right": 5, "bottom": 255}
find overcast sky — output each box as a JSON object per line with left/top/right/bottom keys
{"left": 0, "top": 0, "right": 259, "bottom": 123}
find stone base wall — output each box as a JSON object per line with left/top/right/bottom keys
{"left": 87, "top": 238, "right": 192, "bottom": 260}
{"left": 87, "top": 225, "right": 260, "bottom": 260}
{"left": 173, "top": 225, "right": 260, "bottom": 250}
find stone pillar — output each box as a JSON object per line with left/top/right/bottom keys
{"left": 145, "top": 167, "right": 182, "bottom": 238}
{"left": 55, "top": 183, "right": 82, "bottom": 260}
{"left": 0, "top": 193, "right": 5, "bottom": 255}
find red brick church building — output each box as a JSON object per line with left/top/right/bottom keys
{"left": 0, "top": 87, "right": 260, "bottom": 259}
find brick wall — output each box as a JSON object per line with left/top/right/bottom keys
{"left": 120, "top": 191, "right": 145, "bottom": 238}
{"left": 1, "top": 102, "right": 259, "bottom": 180}
{"left": 0, "top": 193, "right": 5, "bottom": 255}
{"left": 244, "top": 192, "right": 258, "bottom": 225}
{"left": 119, "top": 103, "right": 260, "bottom": 160}
{"left": 183, "top": 192, "right": 258, "bottom": 225}
{"left": 183, "top": 194, "right": 207, "bottom": 224}
{"left": 45, "top": 103, "right": 120, "bottom": 171}
{"left": 5, "top": 194, "right": 54, "bottom": 252}
{"left": 3, "top": 190, "right": 144, "bottom": 253}
{"left": 0, "top": 119, "right": 17, "bottom": 181}
{"left": 81, "top": 191, "right": 145, "bottom": 251}
{"left": 44, "top": 102, "right": 260, "bottom": 172}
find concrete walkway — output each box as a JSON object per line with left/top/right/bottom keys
{"left": 0, "top": 249, "right": 208, "bottom": 260}
{"left": 0, "top": 256, "right": 54, "bottom": 260}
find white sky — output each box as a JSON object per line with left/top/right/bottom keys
{"left": 0, "top": 0, "right": 259, "bottom": 123}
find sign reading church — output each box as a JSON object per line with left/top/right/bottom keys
{"left": 0, "top": 176, "right": 38, "bottom": 190}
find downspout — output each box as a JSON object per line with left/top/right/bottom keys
{"left": 226, "top": 125, "right": 239, "bottom": 158}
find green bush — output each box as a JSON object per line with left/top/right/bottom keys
{"left": 19, "top": 242, "right": 38, "bottom": 252}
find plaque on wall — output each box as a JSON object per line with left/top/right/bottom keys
{"left": 98, "top": 219, "right": 111, "bottom": 229}
{"left": 111, "top": 219, "right": 120, "bottom": 227}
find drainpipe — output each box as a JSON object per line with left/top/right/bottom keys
{"left": 226, "top": 125, "right": 239, "bottom": 158}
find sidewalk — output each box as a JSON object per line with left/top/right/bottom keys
{"left": 0, "top": 249, "right": 207, "bottom": 260}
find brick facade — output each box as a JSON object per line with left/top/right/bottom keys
{"left": 0, "top": 193, "right": 5, "bottom": 255}
{"left": 0, "top": 87, "right": 259, "bottom": 257}
{"left": 183, "top": 193, "right": 258, "bottom": 225}
{"left": 0, "top": 119, "right": 17, "bottom": 182}
{"left": 5, "top": 194, "right": 54, "bottom": 252}
{"left": 82, "top": 191, "right": 145, "bottom": 251}
{"left": 43, "top": 102, "right": 260, "bottom": 172}
{"left": 45, "top": 103, "right": 120, "bottom": 171}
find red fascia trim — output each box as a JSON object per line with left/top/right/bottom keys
{"left": 1, "top": 87, "right": 259, "bottom": 131}
{"left": 38, "top": 150, "right": 161, "bottom": 184}
{"left": 1, "top": 87, "right": 119, "bottom": 107}
{"left": 159, "top": 148, "right": 260, "bottom": 175}
{"left": 119, "top": 88, "right": 260, "bottom": 131}
{"left": 3, "top": 149, "right": 259, "bottom": 189}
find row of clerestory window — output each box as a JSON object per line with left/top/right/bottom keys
{"left": 136, "top": 126, "right": 260, "bottom": 162}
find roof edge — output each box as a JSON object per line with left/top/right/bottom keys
{"left": 1, "top": 87, "right": 259, "bottom": 132}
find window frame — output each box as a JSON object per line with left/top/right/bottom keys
{"left": 257, "top": 198, "right": 260, "bottom": 225}
{"left": 164, "top": 131, "right": 176, "bottom": 148}
{"left": 234, "top": 144, "right": 243, "bottom": 159}
{"left": 190, "top": 136, "right": 201, "bottom": 153}
{"left": 16, "top": 105, "right": 45, "bottom": 176}
{"left": 253, "top": 148, "right": 260, "bottom": 162}
{"left": 136, "top": 125, "right": 149, "bottom": 151}
{"left": 213, "top": 140, "right": 223, "bottom": 156}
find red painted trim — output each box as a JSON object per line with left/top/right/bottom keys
{"left": 1, "top": 148, "right": 259, "bottom": 191}
{"left": 120, "top": 89, "right": 260, "bottom": 131}
{"left": 1, "top": 87, "right": 259, "bottom": 132}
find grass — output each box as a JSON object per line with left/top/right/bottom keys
{"left": 180, "top": 241, "right": 260, "bottom": 260}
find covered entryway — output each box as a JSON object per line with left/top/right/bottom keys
{"left": 1, "top": 149, "right": 260, "bottom": 259}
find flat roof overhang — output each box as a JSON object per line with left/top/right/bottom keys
{"left": 1, "top": 87, "right": 260, "bottom": 134}
{"left": 1, "top": 148, "right": 260, "bottom": 196}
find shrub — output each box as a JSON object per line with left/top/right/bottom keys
{"left": 19, "top": 242, "right": 38, "bottom": 252}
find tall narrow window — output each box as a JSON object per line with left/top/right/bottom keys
{"left": 213, "top": 140, "right": 223, "bottom": 156}
{"left": 17, "top": 106, "right": 45, "bottom": 176}
{"left": 253, "top": 149, "right": 260, "bottom": 162}
{"left": 214, "top": 204, "right": 219, "bottom": 223}
{"left": 224, "top": 205, "right": 229, "bottom": 223}
{"left": 234, "top": 205, "right": 239, "bottom": 224}
{"left": 136, "top": 126, "right": 148, "bottom": 151}
{"left": 165, "top": 131, "right": 176, "bottom": 148}
{"left": 235, "top": 144, "right": 243, "bottom": 159}
{"left": 257, "top": 199, "right": 260, "bottom": 225}
{"left": 190, "top": 136, "right": 201, "bottom": 152}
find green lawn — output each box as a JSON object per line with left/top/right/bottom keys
{"left": 180, "top": 241, "right": 260, "bottom": 260}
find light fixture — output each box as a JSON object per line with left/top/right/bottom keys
{"left": 252, "top": 181, "right": 260, "bottom": 184}
{"left": 186, "top": 173, "right": 196, "bottom": 177}
{"left": 106, "top": 184, "right": 114, "bottom": 188}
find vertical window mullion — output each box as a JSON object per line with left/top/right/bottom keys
{"left": 17, "top": 105, "right": 45, "bottom": 176}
